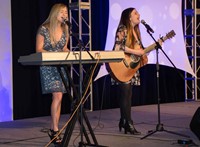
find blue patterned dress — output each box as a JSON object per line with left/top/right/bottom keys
{"left": 38, "top": 26, "right": 68, "bottom": 94}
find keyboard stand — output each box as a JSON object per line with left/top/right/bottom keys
{"left": 57, "top": 66, "right": 107, "bottom": 147}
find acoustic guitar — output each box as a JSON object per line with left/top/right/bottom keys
{"left": 106, "top": 30, "right": 176, "bottom": 83}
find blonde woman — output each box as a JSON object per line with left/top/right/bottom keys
{"left": 36, "top": 3, "right": 69, "bottom": 145}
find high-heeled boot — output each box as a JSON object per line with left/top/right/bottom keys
{"left": 119, "top": 118, "right": 126, "bottom": 132}
{"left": 124, "top": 120, "right": 141, "bottom": 135}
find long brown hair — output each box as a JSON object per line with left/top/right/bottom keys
{"left": 42, "top": 3, "right": 68, "bottom": 44}
{"left": 117, "top": 7, "right": 141, "bottom": 48}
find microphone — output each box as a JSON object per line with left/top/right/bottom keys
{"left": 62, "top": 18, "right": 72, "bottom": 29}
{"left": 141, "top": 20, "right": 154, "bottom": 33}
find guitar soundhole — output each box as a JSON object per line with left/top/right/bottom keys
{"left": 129, "top": 55, "right": 140, "bottom": 69}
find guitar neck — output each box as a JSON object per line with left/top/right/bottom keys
{"left": 144, "top": 36, "right": 168, "bottom": 53}
{"left": 144, "top": 43, "right": 157, "bottom": 53}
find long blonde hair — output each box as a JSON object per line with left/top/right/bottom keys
{"left": 42, "top": 3, "right": 68, "bottom": 44}
{"left": 117, "top": 8, "right": 141, "bottom": 49}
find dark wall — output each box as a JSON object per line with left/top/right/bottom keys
{"left": 11, "top": 0, "right": 185, "bottom": 120}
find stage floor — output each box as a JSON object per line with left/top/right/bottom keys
{"left": 0, "top": 101, "right": 200, "bottom": 147}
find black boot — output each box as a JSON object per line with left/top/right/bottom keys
{"left": 124, "top": 120, "right": 141, "bottom": 135}
{"left": 119, "top": 118, "right": 126, "bottom": 132}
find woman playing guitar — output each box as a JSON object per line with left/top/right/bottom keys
{"left": 108, "top": 7, "right": 146, "bottom": 135}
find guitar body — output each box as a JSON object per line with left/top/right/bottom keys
{"left": 106, "top": 30, "right": 175, "bottom": 83}
{"left": 106, "top": 53, "right": 148, "bottom": 83}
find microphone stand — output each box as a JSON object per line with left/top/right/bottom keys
{"left": 141, "top": 29, "right": 189, "bottom": 139}
{"left": 61, "top": 24, "right": 106, "bottom": 147}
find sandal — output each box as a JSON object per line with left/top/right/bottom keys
{"left": 48, "top": 129, "right": 62, "bottom": 145}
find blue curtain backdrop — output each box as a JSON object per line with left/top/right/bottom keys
{"left": 11, "top": 0, "right": 185, "bottom": 120}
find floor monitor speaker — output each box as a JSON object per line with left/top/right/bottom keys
{"left": 190, "top": 107, "right": 200, "bottom": 140}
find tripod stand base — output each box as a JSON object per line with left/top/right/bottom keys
{"left": 141, "top": 123, "right": 190, "bottom": 140}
